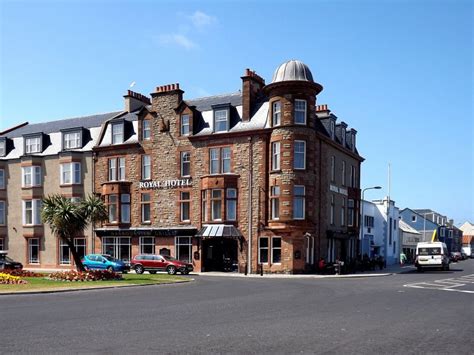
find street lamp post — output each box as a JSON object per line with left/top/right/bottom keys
{"left": 359, "top": 186, "right": 382, "bottom": 256}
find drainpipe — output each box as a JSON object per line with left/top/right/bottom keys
{"left": 91, "top": 152, "right": 96, "bottom": 254}
{"left": 248, "top": 136, "right": 253, "bottom": 274}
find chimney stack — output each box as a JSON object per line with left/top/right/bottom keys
{"left": 124, "top": 90, "right": 151, "bottom": 113}
{"left": 150, "top": 83, "right": 184, "bottom": 113}
{"left": 241, "top": 69, "right": 265, "bottom": 121}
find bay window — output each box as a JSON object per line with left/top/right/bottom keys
{"left": 270, "top": 186, "right": 280, "bottom": 220}
{"left": 211, "top": 189, "right": 222, "bottom": 221}
{"left": 226, "top": 188, "right": 237, "bottom": 221}
{"left": 120, "top": 194, "right": 130, "bottom": 223}
{"left": 22, "top": 166, "right": 41, "bottom": 187}
{"left": 294, "top": 99, "right": 307, "bottom": 125}
{"left": 60, "top": 162, "right": 81, "bottom": 185}
{"left": 272, "top": 142, "right": 280, "bottom": 170}
{"left": 293, "top": 185, "right": 305, "bottom": 220}
{"left": 23, "top": 199, "right": 42, "bottom": 225}
{"left": 294, "top": 140, "right": 306, "bottom": 170}
{"left": 272, "top": 101, "right": 281, "bottom": 126}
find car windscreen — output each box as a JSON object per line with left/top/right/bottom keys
{"left": 418, "top": 247, "right": 441, "bottom": 256}
{"left": 103, "top": 255, "right": 119, "bottom": 262}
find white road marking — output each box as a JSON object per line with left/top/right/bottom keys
{"left": 404, "top": 273, "right": 474, "bottom": 294}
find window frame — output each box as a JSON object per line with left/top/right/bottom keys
{"left": 0, "top": 169, "right": 4, "bottom": 189}
{"left": 331, "top": 156, "right": 335, "bottom": 182}
{"left": 142, "top": 120, "right": 151, "bottom": 140}
{"left": 181, "top": 152, "right": 191, "bottom": 177}
{"left": 141, "top": 193, "right": 151, "bottom": 224}
{"left": 107, "top": 194, "right": 119, "bottom": 223}
{"left": 272, "top": 100, "right": 281, "bottom": 126}
{"left": 111, "top": 122, "right": 124, "bottom": 145}
{"left": 139, "top": 237, "right": 155, "bottom": 254}
{"left": 0, "top": 139, "right": 6, "bottom": 157}
{"left": 226, "top": 188, "right": 237, "bottom": 221}
{"left": 180, "top": 191, "right": 191, "bottom": 222}
{"left": 342, "top": 161, "right": 346, "bottom": 186}
{"left": 294, "top": 140, "right": 306, "bottom": 170}
{"left": 25, "top": 136, "right": 42, "bottom": 154}
{"left": 214, "top": 109, "right": 229, "bottom": 133}
{"left": 60, "top": 162, "right": 81, "bottom": 185}
{"left": 28, "top": 238, "right": 40, "bottom": 264}
{"left": 181, "top": 114, "right": 190, "bottom": 136}
{"left": 341, "top": 197, "right": 346, "bottom": 226}
{"left": 142, "top": 155, "right": 151, "bottom": 180}
{"left": 211, "top": 189, "right": 223, "bottom": 221}
{"left": 271, "top": 237, "right": 282, "bottom": 264}
{"left": 294, "top": 99, "right": 307, "bottom": 125}
{"left": 271, "top": 142, "right": 280, "bottom": 171}
{"left": 293, "top": 185, "right": 305, "bottom": 220}
{"left": 270, "top": 186, "right": 280, "bottom": 220}
{"left": 209, "top": 147, "right": 232, "bottom": 174}
{"left": 23, "top": 199, "right": 42, "bottom": 226}
{"left": 0, "top": 200, "right": 5, "bottom": 225}
{"left": 258, "top": 237, "right": 269, "bottom": 264}
{"left": 330, "top": 194, "right": 335, "bottom": 225}
{"left": 175, "top": 236, "right": 192, "bottom": 263}
{"left": 22, "top": 165, "right": 42, "bottom": 187}
{"left": 63, "top": 130, "right": 82, "bottom": 150}
{"left": 120, "top": 194, "right": 131, "bottom": 223}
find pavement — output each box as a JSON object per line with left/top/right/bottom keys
{"left": 24, "top": 262, "right": 414, "bottom": 279}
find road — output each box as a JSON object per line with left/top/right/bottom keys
{"left": 2, "top": 260, "right": 473, "bottom": 354}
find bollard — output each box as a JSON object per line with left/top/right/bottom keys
{"left": 260, "top": 263, "right": 263, "bottom": 276}
{"left": 244, "top": 264, "right": 248, "bottom": 275}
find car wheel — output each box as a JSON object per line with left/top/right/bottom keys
{"left": 417, "top": 267, "right": 423, "bottom": 273}
{"left": 135, "top": 265, "right": 144, "bottom": 274}
{"left": 149, "top": 271, "right": 157, "bottom": 274}
{"left": 167, "top": 265, "right": 177, "bottom": 275}
{"left": 107, "top": 266, "right": 114, "bottom": 272}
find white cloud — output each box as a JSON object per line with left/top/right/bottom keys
{"left": 189, "top": 11, "right": 216, "bottom": 29}
{"left": 158, "top": 34, "right": 198, "bottom": 50}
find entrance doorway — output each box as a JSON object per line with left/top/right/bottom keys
{"left": 202, "top": 238, "right": 238, "bottom": 272}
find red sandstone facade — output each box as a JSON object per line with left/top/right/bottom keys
{"left": 92, "top": 60, "right": 363, "bottom": 274}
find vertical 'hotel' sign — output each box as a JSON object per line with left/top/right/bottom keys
{"left": 139, "top": 178, "right": 192, "bottom": 189}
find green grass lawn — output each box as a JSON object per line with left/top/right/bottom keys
{"left": 0, "top": 273, "right": 190, "bottom": 293}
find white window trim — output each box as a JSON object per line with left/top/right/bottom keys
{"left": 28, "top": 238, "right": 40, "bottom": 264}
{"left": 181, "top": 152, "right": 191, "bottom": 177}
{"left": 60, "top": 162, "right": 81, "bottom": 185}
{"left": 22, "top": 166, "right": 42, "bottom": 187}
{"left": 111, "top": 122, "right": 124, "bottom": 144}
{"left": 139, "top": 236, "right": 155, "bottom": 254}
{"left": 181, "top": 114, "right": 190, "bottom": 136}
{"left": 142, "top": 120, "right": 151, "bottom": 140}
{"left": 180, "top": 192, "right": 191, "bottom": 222}
{"left": 59, "top": 239, "right": 71, "bottom": 265}
{"left": 272, "top": 101, "right": 281, "bottom": 126}
{"left": 294, "top": 99, "right": 307, "bottom": 125}
{"left": 63, "top": 131, "right": 82, "bottom": 149}
{"left": 25, "top": 136, "right": 41, "bottom": 154}
{"left": 271, "top": 186, "right": 280, "bottom": 220}
{"left": 175, "top": 236, "right": 192, "bottom": 263}
{"left": 226, "top": 188, "right": 237, "bottom": 221}
{"left": 142, "top": 155, "right": 151, "bottom": 180}
{"left": 214, "top": 109, "right": 229, "bottom": 133}
{"left": 141, "top": 193, "right": 151, "bottom": 223}
{"left": 294, "top": 140, "right": 306, "bottom": 170}
{"left": 272, "top": 142, "right": 281, "bottom": 171}
{"left": 211, "top": 189, "right": 222, "bottom": 221}
{"left": 23, "top": 199, "right": 42, "bottom": 226}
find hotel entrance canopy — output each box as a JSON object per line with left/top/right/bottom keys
{"left": 196, "top": 224, "right": 242, "bottom": 239}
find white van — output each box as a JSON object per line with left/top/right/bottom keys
{"left": 461, "top": 246, "right": 472, "bottom": 258}
{"left": 415, "top": 242, "right": 450, "bottom": 271}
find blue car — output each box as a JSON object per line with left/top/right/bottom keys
{"left": 82, "top": 254, "right": 130, "bottom": 273}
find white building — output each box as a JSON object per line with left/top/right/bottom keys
{"left": 360, "top": 197, "right": 400, "bottom": 265}
{"left": 399, "top": 220, "right": 421, "bottom": 262}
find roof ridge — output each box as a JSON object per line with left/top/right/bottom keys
{"left": 21, "top": 110, "right": 123, "bottom": 128}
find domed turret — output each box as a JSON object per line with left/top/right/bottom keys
{"left": 271, "top": 60, "right": 314, "bottom": 83}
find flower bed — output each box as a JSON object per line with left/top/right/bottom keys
{"left": 1, "top": 269, "right": 44, "bottom": 277}
{"left": 48, "top": 270, "right": 123, "bottom": 282}
{"left": 0, "top": 272, "right": 28, "bottom": 284}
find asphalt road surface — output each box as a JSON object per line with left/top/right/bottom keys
{"left": 2, "top": 260, "right": 473, "bottom": 354}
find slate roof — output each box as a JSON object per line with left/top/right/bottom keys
{"left": 2, "top": 111, "right": 122, "bottom": 138}
{"left": 186, "top": 92, "right": 242, "bottom": 112}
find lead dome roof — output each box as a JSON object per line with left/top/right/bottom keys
{"left": 271, "top": 60, "right": 314, "bottom": 83}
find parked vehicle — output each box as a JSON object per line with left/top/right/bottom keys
{"left": 82, "top": 254, "right": 130, "bottom": 273}
{"left": 461, "top": 246, "right": 473, "bottom": 258}
{"left": 450, "top": 252, "right": 463, "bottom": 262}
{"left": 0, "top": 251, "right": 23, "bottom": 271}
{"left": 131, "top": 254, "right": 193, "bottom": 275}
{"left": 415, "top": 242, "right": 450, "bottom": 271}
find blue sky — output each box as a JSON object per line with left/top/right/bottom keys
{"left": 1, "top": 0, "right": 472, "bottom": 224}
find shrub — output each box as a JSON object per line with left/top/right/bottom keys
{"left": 1, "top": 269, "right": 44, "bottom": 278}
{"left": 0, "top": 272, "right": 28, "bottom": 284}
{"left": 48, "top": 270, "right": 123, "bottom": 282}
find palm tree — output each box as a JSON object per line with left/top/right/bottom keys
{"left": 42, "top": 194, "right": 108, "bottom": 271}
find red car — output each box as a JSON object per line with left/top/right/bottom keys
{"left": 131, "top": 254, "right": 193, "bottom": 275}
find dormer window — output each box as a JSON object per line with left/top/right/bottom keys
{"left": 294, "top": 99, "right": 307, "bottom": 125}
{"left": 25, "top": 136, "right": 41, "bottom": 154}
{"left": 63, "top": 131, "right": 82, "bottom": 150}
{"left": 142, "top": 120, "right": 151, "bottom": 140}
{"left": 330, "top": 120, "right": 335, "bottom": 140}
{"left": 112, "top": 122, "right": 124, "bottom": 144}
{"left": 214, "top": 109, "right": 229, "bottom": 133}
{"left": 181, "top": 114, "right": 190, "bottom": 135}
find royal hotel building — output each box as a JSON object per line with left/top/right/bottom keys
{"left": 0, "top": 60, "right": 363, "bottom": 273}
